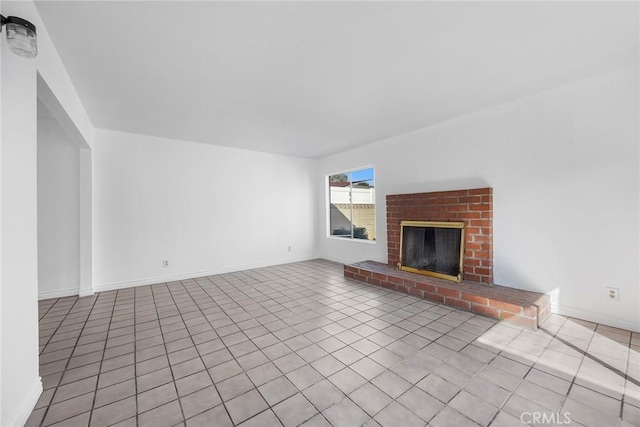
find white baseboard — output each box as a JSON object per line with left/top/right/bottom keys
{"left": 8, "top": 377, "right": 42, "bottom": 427}
{"left": 551, "top": 303, "right": 639, "bottom": 332}
{"left": 79, "top": 288, "right": 94, "bottom": 297}
{"left": 93, "top": 255, "right": 320, "bottom": 293}
{"left": 39, "top": 288, "right": 95, "bottom": 300}
{"left": 318, "top": 254, "right": 351, "bottom": 265}
{"left": 317, "top": 254, "right": 373, "bottom": 266}
{"left": 38, "top": 287, "right": 80, "bottom": 300}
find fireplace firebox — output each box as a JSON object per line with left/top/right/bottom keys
{"left": 399, "top": 221, "right": 465, "bottom": 282}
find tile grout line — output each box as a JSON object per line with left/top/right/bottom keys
{"left": 81, "top": 293, "right": 136, "bottom": 418}
{"left": 190, "top": 268, "right": 475, "bottom": 426}
{"left": 133, "top": 286, "right": 141, "bottom": 426}
{"left": 183, "top": 274, "right": 278, "bottom": 425}
{"left": 188, "top": 271, "right": 331, "bottom": 425}
{"left": 38, "top": 298, "right": 83, "bottom": 356}
{"left": 206, "top": 273, "right": 344, "bottom": 426}
{"left": 87, "top": 290, "right": 117, "bottom": 426}
{"left": 39, "top": 294, "right": 100, "bottom": 427}
{"left": 554, "top": 319, "right": 597, "bottom": 417}
{"left": 200, "top": 267, "right": 357, "bottom": 426}
{"left": 197, "top": 269, "right": 380, "bottom": 427}
{"left": 620, "top": 330, "right": 632, "bottom": 420}
{"left": 200, "top": 264, "right": 504, "bottom": 427}
{"left": 480, "top": 321, "right": 556, "bottom": 427}
{"left": 147, "top": 282, "right": 189, "bottom": 425}
{"left": 40, "top": 282, "right": 440, "bottom": 426}
{"left": 180, "top": 276, "right": 256, "bottom": 424}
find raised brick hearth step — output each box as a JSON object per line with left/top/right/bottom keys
{"left": 345, "top": 260, "right": 550, "bottom": 329}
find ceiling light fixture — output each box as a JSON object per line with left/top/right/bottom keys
{"left": 0, "top": 14, "right": 37, "bottom": 58}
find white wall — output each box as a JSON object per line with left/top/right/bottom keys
{"left": 0, "top": 1, "right": 93, "bottom": 425}
{"left": 93, "top": 129, "right": 318, "bottom": 291}
{"left": 318, "top": 66, "right": 640, "bottom": 332}
{"left": 37, "top": 114, "right": 81, "bottom": 299}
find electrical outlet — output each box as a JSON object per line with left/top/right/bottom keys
{"left": 163, "top": 260, "right": 169, "bottom": 268}
{"left": 606, "top": 287, "right": 619, "bottom": 302}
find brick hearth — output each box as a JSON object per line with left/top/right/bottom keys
{"left": 345, "top": 261, "right": 551, "bottom": 329}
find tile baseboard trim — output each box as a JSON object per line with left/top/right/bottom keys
{"left": 318, "top": 254, "right": 377, "bottom": 267}
{"left": 93, "top": 254, "right": 320, "bottom": 293}
{"left": 38, "top": 287, "right": 81, "bottom": 300}
{"left": 9, "top": 376, "right": 42, "bottom": 427}
{"left": 552, "top": 303, "right": 640, "bottom": 333}
{"left": 79, "top": 288, "right": 95, "bottom": 297}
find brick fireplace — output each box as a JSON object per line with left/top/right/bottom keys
{"left": 387, "top": 188, "right": 493, "bottom": 284}
{"left": 343, "top": 187, "right": 551, "bottom": 329}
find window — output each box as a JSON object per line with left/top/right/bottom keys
{"left": 328, "top": 167, "right": 375, "bottom": 241}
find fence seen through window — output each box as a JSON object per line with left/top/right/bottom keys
{"left": 328, "top": 167, "right": 375, "bottom": 241}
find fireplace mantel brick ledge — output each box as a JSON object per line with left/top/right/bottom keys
{"left": 344, "top": 260, "right": 551, "bottom": 329}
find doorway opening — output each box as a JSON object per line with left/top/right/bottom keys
{"left": 37, "top": 74, "right": 92, "bottom": 299}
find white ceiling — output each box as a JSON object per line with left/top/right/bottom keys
{"left": 34, "top": 1, "right": 638, "bottom": 158}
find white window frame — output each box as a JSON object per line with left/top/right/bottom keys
{"left": 326, "top": 166, "right": 376, "bottom": 243}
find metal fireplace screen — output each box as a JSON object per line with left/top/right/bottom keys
{"left": 399, "top": 221, "right": 465, "bottom": 282}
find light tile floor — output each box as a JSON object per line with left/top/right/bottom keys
{"left": 27, "top": 259, "right": 640, "bottom": 427}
